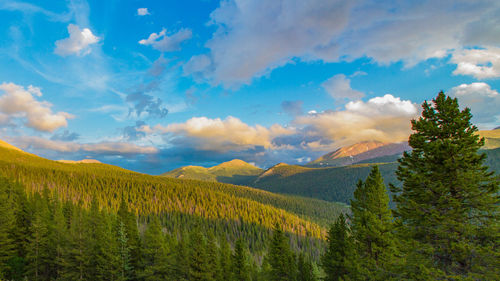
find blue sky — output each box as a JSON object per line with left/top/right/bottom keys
{"left": 0, "top": 0, "right": 499, "bottom": 174}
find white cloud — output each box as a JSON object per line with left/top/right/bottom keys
{"left": 11, "top": 136, "right": 158, "bottom": 155}
{"left": 294, "top": 94, "right": 419, "bottom": 149}
{"left": 137, "top": 8, "right": 150, "bottom": 16}
{"left": 189, "top": 0, "right": 499, "bottom": 87}
{"left": 139, "top": 28, "right": 192, "bottom": 52}
{"left": 54, "top": 24, "right": 100, "bottom": 56}
{"left": 322, "top": 74, "right": 363, "bottom": 101}
{"left": 451, "top": 47, "right": 500, "bottom": 79}
{"left": 144, "top": 116, "right": 294, "bottom": 152}
{"left": 450, "top": 82, "right": 500, "bottom": 125}
{"left": 0, "top": 82, "right": 73, "bottom": 132}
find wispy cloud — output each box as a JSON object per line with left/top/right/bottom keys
{"left": 139, "top": 28, "right": 192, "bottom": 52}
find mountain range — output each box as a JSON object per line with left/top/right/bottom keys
{"left": 162, "top": 129, "right": 500, "bottom": 204}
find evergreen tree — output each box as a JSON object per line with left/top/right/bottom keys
{"left": 392, "top": 92, "right": 500, "bottom": 279}
{"left": 350, "top": 166, "right": 396, "bottom": 279}
{"left": 60, "top": 203, "right": 89, "bottom": 281}
{"left": 268, "top": 224, "right": 296, "bottom": 281}
{"left": 50, "top": 197, "right": 68, "bottom": 280}
{"left": 0, "top": 177, "right": 17, "bottom": 279}
{"left": 232, "top": 238, "right": 251, "bottom": 281}
{"left": 118, "top": 196, "right": 142, "bottom": 280}
{"left": 141, "top": 216, "right": 172, "bottom": 280}
{"left": 117, "top": 220, "right": 132, "bottom": 281}
{"left": 188, "top": 229, "right": 213, "bottom": 281}
{"left": 206, "top": 233, "right": 219, "bottom": 280}
{"left": 321, "top": 214, "right": 358, "bottom": 281}
{"left": 26, "top": 193, "right": 51, "bottom": 281}
{"left": 174, "top": 231, "right": 190, "bottom": 281}
{"left": 297, "top": 253, "right": 316, "bottom": 281}
{"left": 217, "top": 237, "right": 232, "bottom": 281}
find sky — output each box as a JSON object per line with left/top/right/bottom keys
{"left": 0, "top": 0, "right": 499, "bottom": 174}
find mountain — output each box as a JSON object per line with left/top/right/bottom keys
{"left": 478, "top": 128, "right": 500, "bottom": 149}
{"left": 307, "top": 141, "right": 410, "bottom": 167}
{"left": 162, "top": 159, "right": 263, "bottom": 185}
{"left": 251, "top": 148, "right": 500, "bottom": 204}
{"left": 0, "top": 139, "right": 349, "bottom": 255}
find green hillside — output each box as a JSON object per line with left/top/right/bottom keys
{"left": 251, "top": 148, "right": 499, "bottom": 204}
{"left": 479, "top": 128, "right": 500, "bottom": 149}
{"left": 252, "top": 162, "right": 399, "bottom": 204}
{"left": 0, "top": 141, "right": 348, "bottom": 256}
{"left": 162, "top": 159, "right": 263, "bottom": 185}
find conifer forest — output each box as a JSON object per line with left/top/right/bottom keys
{"left": 0, "top": 92, "right": 498, "bottom": 280}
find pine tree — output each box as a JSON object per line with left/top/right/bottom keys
{"left": 50, "top": 197, "right": 68, "bottom": 280}
{"left": 321, "top": 214, "right": 358, "bottom": 281}
{"left": 217, "top": 237, "right": 232, "bottom": 281}
{"left": 206, "top": 233, "right": 219, "bottom": 280}
{"left": 232, "top": 238, "right": 250, "bottom": 281}
{"left": 0, "top": 177, "right": 17, "bottom": 279}
{"left": 60, "top": 203, "right": 89, "bottom": 281}
{"left": 297, "top": 253, "right": 316, "bottom": 281}
{"left": 188, "top": 229, "right": 213, "bottom": 281}
{"left": 350, "top": 166, "right": 396, "bottom": 279}
{"left": 268, "top": 224, "right": 296, "bottom": 281}
{"left": 174, "top": 231, "right": 190, "bottom": 281}
{"left": 116, "top": 220, "right": 132, "bottom": 281}
{"left": 392, "top": 92, "right": 500, "bottom": 279}
{"left": 141, "top": 216, "right": 172, "bottom": 280}
{"left": 118, "top": 196, "right": 142, "bottom": 280}
{"left": 26, "top": 193, "right": 51, "bottom": 281}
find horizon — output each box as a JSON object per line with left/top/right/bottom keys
{"left": 0, "top": 0, "right": 499, "bottom": 174}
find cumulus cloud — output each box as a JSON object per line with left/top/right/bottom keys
{"left": 54, "top": 24, "right": 99, "bottom": 56}
{"left": 451, "top": 47, "right": 500, "bottom": 79}
{"left": 449, "top": 82, "right": 500, "bottom": 125}
{"left": 188, "top": 0, "right": 499, "bottom": 87}
{"left": 144, "top": 116, "right": 294, "bottom": 152}
{"left": 0, "top": 82, "right": 73, "bottom": 132}
{"left": 281, "top": 100, "right": 303, "bottom": 116}
{"left": 12, "top": 136, "right": 158, "bottom": 155}
{"left": 139, "top": 28, "right": 192, "bottom": 52}
{"left": 321, "top": 74, "right": 364, "bottom": 101}
{"left": 137, "top": 8, "right": 150, "bottom": 16}
{"left": 294, "top": 94, "right": 419, "bottom": 149}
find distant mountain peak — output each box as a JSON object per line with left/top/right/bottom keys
{"left": 212, "top": 159, "right": 257, "bottom": 169}
{"left": 308, "top": 141, "right": 410, "bottom": 167}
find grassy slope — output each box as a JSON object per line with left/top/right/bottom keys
{"left": 0, "top": 143, "right": 347, "bottom": 238}
{"left": 479, "top": 129, "right": 500, "bottom": 149}
{"left": 163, "top": 159, "right": 264, "bottom": 185}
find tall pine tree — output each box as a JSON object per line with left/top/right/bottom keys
{"left": 268, "top": 224, "right": 297, "bottom": 281}
{"left": 350, "top": 166, "right": 396, "bottom": 279}
{"left": 321, "top": 214, "right": 358, "bottom": 281}
{"left": 392, "top": 92, "right": 500, "bottom": 279}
